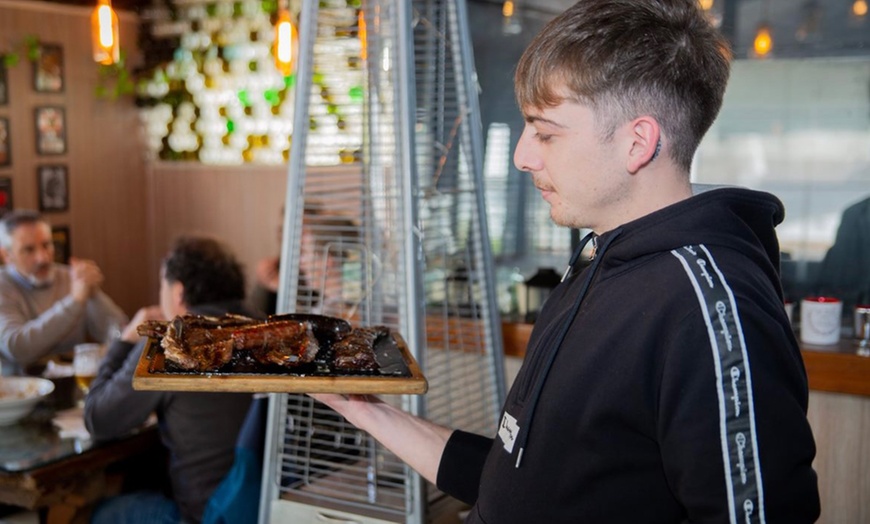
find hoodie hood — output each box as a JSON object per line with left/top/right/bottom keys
{"left": 596, "top": 187, "right": 785, "bottom": 292}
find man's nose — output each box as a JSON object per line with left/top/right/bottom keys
{"left": 513, "top": 128, "right": 541, "bottom": 173}
{"left": 36, "top": 247, "right": 52, "bottom": 263}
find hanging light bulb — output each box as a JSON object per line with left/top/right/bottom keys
{"left": 358, "top": 9, "right": 367, "bottom": 62}
{"left": 853, "top": 0, "right": 868, "bottom": 18}
{"left": 752, "top": 22, "right": 773, "bottom": 57}
{"left": 91, "top": 0, "right": 119, "bottom": 65}
{"left": 698, "top": 0, "right": 714, "bottom": 11}
{"left": 274, "top": 1, "right": 297, "bottom": 76}
{"left": 502, "top": 0, "right": 521, "bottom": 35}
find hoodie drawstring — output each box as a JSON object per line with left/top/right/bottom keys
{"left": 514, "top": 228, "right": 623, "bottom": 468}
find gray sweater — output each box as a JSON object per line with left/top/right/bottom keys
{"left": 0, "top": 264, "right": 128, "bottom": 375}
{"left": 84, "top": 302, "right": 256, "bottom": 524}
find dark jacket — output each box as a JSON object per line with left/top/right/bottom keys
{"left": 437, "top": 188, "right": 820, "bottom": 523}
{"left": 815, "top": 196, "right": 870, "bottom": 310}
{"left": 84, "top": 301, "right": 257, "bottom": 524}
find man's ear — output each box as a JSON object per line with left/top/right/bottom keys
{"left": 171, "top": 281, "right": 186, "bottom": 311}
{"left": 626, "top": 117, "right": 661, "bottom": 174}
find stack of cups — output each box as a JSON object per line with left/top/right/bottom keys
{"left": 800, "top": 297, "right": 842, "bottom": 346}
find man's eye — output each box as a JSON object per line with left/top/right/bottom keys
{"left": 535, "top": 133, "right": 553, "bottom": 143}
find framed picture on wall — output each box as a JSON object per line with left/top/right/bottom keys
{"left": 0, "top": 177, "right": 12, "bottom": 217}
{"left": 0, "top": 117, "right": 10, "bottom": 166}
{"left": 51, "top": 226, "right": 70, "bottom": 264}
{"left": 37, "top": 164, "right": 68, "bottom": 213}
{"left": 0, "top": 59, "right": 8, "bottom": 105}
{"left": 33, "top": 44, "right": 63, "bottom": 93}
{"left": 34, "top": 106, "right": 66, "bottom": 155}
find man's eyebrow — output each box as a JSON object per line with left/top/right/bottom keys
{"left": 524, "top": 115, "right": 567, "bottom": 128}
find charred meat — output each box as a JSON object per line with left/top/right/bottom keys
{"left": 267, "top": 313, "right": 352, "bottom": 346}
{"left": 138, "top": 313, "right": 389, "bottom": 374}
{"left": 149, "top": 314, "right": 259, "bottom": 371}
{"left": 332, "top": 326, "right": 388, "bottom": 371}
{"left": 162, "top": 314, "right": 257, "bottom": 371}
{"left": 232, "top": 320, "right": 320, "bottom": 367}
{"left": 137, "top": 320, "right": 168, "bottom": 339}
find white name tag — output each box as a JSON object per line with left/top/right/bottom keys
{"left": 498, "top": 411, "right": 520, "bottom": 453}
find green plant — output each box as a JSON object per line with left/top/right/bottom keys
{"left": 95, "top": 49, "right": 136, "bottom": 100}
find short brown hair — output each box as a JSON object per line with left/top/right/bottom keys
{"left": 162, "top": 236, "right": 246, "bottom": 306}
{"left": 515, "top": 0, "right": 731, "bottom": 171}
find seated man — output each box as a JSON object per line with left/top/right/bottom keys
{"left": 85, "top": 236, "right": 258, "bottom": 524}
{"left": 0, "top": 210, "right": 127, "bottom": 376}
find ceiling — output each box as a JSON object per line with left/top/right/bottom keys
{"left": 41, "top": 0, "right": 573, "bottom": 15}
{"left": 43, "top": 0, "right": 152, "bottom": 12}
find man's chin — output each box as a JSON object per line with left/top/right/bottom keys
{"left": 29, "top": 268, "right": 55, "bottom": 287}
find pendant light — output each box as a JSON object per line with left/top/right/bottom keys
{"left": 502, "top": 0, "right": 521, "bottom": 35}
{"left": 752, "top": 23, "right": 773, "bottom": 57}
{"left": 91, "top": 0, "right": 119, "bottom": 65}
{"left": 751, "top": 1, "right": 773, "bottom": 58}
{"left": 274, "top": 0, "right": 298, "bottom": 76}
{"left": 853, "top": 0, "right": 868, "bottom": 18}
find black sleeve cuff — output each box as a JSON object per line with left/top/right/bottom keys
{"left": 435, "top": 430, "right": 493, "bottom": 505}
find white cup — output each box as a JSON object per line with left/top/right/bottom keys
{"left": 800, "top": 297, "right": 842, "bottom": 346}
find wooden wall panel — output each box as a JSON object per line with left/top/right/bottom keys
{"left": 146, "top": 163, "right": 289, "bottom": 305}
{"left": 807, "top": 391, "right": 870, "bottom": 523}
{"left": 0, "top": 0, "right": 149, "bottom": 316}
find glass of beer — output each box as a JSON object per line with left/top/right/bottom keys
{"left": 73, "top": 343, "right": 102, "bottom": 400}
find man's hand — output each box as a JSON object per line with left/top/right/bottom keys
{"left": 120, "top": 306, "right": 165, "bottom": 343}
{"left": 70, "top": 257, "right": 105, "bottom": 303}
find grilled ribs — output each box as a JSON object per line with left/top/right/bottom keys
{"left": 138, "top": 313, "right": 384, "bottom": 373}
{"left": 332, "top": 326, "right": 388, "bottom": 371}
{"left": 159, "top": 314, "right": 259, "bottom": 371}
{"left": 232, "top": 320, "right": 320, "bottom": 367}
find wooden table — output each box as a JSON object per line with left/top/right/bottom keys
{"left": 0, "top": 413, "right": 162, "bottom": 524}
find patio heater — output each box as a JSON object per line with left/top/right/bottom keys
{"left": 259, "top": 0, "right": 506, "bottom": 522}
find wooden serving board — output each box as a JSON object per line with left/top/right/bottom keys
{"left": 132, "top": 331, "right": 427, "bottom": 395}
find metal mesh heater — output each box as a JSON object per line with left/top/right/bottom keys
{"left": 260, "top": 0, "right": 505, "bottom": 522}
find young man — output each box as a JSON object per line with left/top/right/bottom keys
{"left": 0, "top": 210, "right": 127, "bottom": 375}
{"left": 314, "top": 1, "right": 820, "bottom": 522}
{"left": 84, "top": 236, "right": 258, "bottom": 524}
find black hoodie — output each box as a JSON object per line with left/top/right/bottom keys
{"left": 437, "top": 188, "right": 820, "bottom": 523}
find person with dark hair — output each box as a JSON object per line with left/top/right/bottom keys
{"left": 313, "top": 1, "right": 820, "bottom": 522}
{"left": 250, "top": 204, "right": 359, "bottom": 316}
{"left": 0, "top": 209, "right": 127, "bottom": 375}
{"left": 84, "top": 236, "right": 258, "bottom": 524}
{"left": 814, "top": 196, "right": 870, "bottom": 314}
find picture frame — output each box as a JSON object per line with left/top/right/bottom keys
{"left": 0, "top": 59, "right": 8, "bottom": 105}
{"left": 0, "top": 177, "right": 12, "bottom": 218}
{"left": 35, "top": 106, "right": 66, "bottom": 156}
{"left": 0, "top": 117, "right": 10, "bottom": 166}
{"left": 33, "top": 44, "right": 64, "bottom": 93}
{"left": 51, "top": 226, "right": 70, "bottom": 265}
{"left": 37, "top": 164, "right": 69, "bottom": 213}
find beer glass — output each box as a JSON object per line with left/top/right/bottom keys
{"left": 73, "top": 343, "right": 102, "bottom": 398}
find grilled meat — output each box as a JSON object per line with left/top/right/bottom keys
{"left": 138, "top": 313, "right": 387, "bottom": 373}
{"left": 155, "top": 314, "right": 259, "bottom": 371}
{"left": 267, "top": 313, "right": 352, "bottom": 345}
{"left": 332, "top": 326, "right": 388, "bottom": 371}
{"left": 137, "top": 320, "right": 168, "bottom": 339}
{"left": 232, "top": 320, "right": 320, "bottom": 367}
